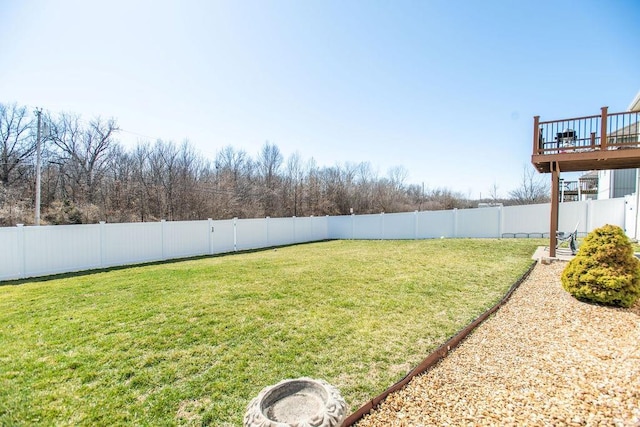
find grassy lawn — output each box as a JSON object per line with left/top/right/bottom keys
{"left": 0, "top": 239, "right": 542, "bottom": 426}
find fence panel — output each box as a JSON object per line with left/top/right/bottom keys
{"left": 557, "top": 201, "right": 589, "bottom": 236}
{"left": 502, "top": 204, "right": 549, "bottom": 236}
{"left": 457, "top": 208, "right": 501, "bottom": 238}
{"left": 353, "top": 214, "right": 384, "bottom": 239}
{"left": 416, "top": 210, "right": 455, "bottom": 238}
{"left": 211, "top": 219, "right": 235, "bottom": 254}
{"left": 327, "top": 216, "right": 353, "bottom": 239}
{"left": 267, "top": 218, "right": 295, "bottom": 247}
{"left": 293, "top": 217, "right": 324, "bottom": 243}
{"left": 293, "top": 217, "right": 310, "bottom": 243}
{"left": 383, "top": 212, "right": 417, "bottom": 239}
{"left": 236, "top": 218, "right": 268, "bottom": 251}
{"left": 308, "top": 216, "right": 329, "bottom": 242}
{"left": 21, "top": 224, "right": 102, "bottom": 277}
{"left": 0, "top": 227, "right": 21, "bottom": 281}
{"left": 163, "top": 220, "right": 210, "bottom": 259}
{"left": 588, "top": 198, "right": 625, "bottom": 230}
{"left": 102, "top": 222, "right": 163, "bottom": 267}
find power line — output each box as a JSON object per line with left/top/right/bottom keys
{"left": 118, "top": 128, "right": 160, "bottom": 141}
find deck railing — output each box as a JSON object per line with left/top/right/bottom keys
{"left": 560, "top": 177, "right": 598, "bottom": 194}
{"left": 533, "top": 107, "right": 640, "bottom": 155}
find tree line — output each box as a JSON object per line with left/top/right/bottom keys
{"left": 0, "top": 102, "right": 550, "bottom": 226}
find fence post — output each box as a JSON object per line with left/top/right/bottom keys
{"left": 292, "top": 216, "right": 296, "bottom": 243}
{"left": 17, "top": 224, "right": 25, "bottom": 279}
{"left": 498, "top": 206, "right": 503, "bottom": 238}
{"left": 266, "top": 216, "right": 270, "bottom": 247}
{"left": 351, "top": 213, "right": 355, "bottom": 240}
{"left": 635, "top": 192, "right": 640, "bottom": 241}
{"left": 161, "top": 219, "right": 167, "bottom": 260}
{"left": 310, "top": 215, "right": 315, "bottom": 241}
{"left": 380, "top": 212, "right": 385, "bottom": 239}
{"left": 233, "top": 217, "right": 238, "bottom": 252}
{"left": 587, "top": 199, "right": 594, "bottom": 234}
{"left": 414, "top": 211, "right": 418, "bottom": 240}
{"left": 100, "top": 221, "right": 106, "bottom": 268}
{"left": 208, "top": 218, "right": 214, "bottom": 255}
{"left": 324, "top": 215, "right": 329, "bottom": 240}
{"left": 453, "top": 208, "right": 458, "bottom": 238}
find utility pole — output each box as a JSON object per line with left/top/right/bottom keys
{"left": 35, "top": 108, "right": 42, "bottom": 226}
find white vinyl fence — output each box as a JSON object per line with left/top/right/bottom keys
{"left": 328, "top": 198, "right": 627, "bottom": 240}
{"left": 1, "top": 217, "right": 329, "bottom": 281}
{"left": 0, "top": 198, "right": 632, "bottom": 281}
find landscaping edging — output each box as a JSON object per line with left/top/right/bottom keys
{"left": 342, "top": 260, "right": 537, "bottom": 426}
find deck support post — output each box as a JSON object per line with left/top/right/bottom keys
{"left": 533, "top": 116, "right": 540, "bottom": 154}
{"left": 600, "top": 106, "right": 608, "bottom": 150}
{"left": 549, "top": 161, "right": 560, "bottom": 257}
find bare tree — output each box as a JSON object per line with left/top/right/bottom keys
{"left": 388, "top": 165, "right": 408, "bottom": 192}
{"left": 131, "top": 143, "right": 151, "bottom": 221}
{"left": 304, "top": 157, "right": 324, "bottom": 215}
{"left": 101, "top": 144, "right": 136, "bottom": 222}
{"left": 422, "top": 187, "right": 469, "bottom": 210}
{"left": 49, "top": 113, "right": 119, "bottom": 205}
{"left": 352, "top": 162, "right": 376, "bottom": 213}
{"left": 214, "top": 145, "right": 253, "bottom": 218}
{"left": 1, "top": 102, "right": 497, "bottom": 224}
{"left": 489, "top": 181, "right": 500, "bottom": 202}
{"left": 321, "top": 163, "right": 358, "bottom": 215}
{"left": 256, "top": 142, "right": 283, "bottom": 216}
{"left": 377, "top": 165, "right": 410, "bottom": 212}
{"left": 216, "top": 146, "right": 249, "bottom": 182}
{"left": 147, "top": 140, "right": 180, "bottom": 220}
{"left": 174, "top": 141, "right": 208, "bottom": 220}
{"left": 508, "top": 165, "right": 550, "bottom": 205}
{"left": 284, "top": 151, "right": 304, "bottom": 216}
{"left": 0, "top": 103, "right": 35, "bottom": 186}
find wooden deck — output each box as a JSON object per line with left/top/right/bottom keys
{"left": 531, "top": 107, "right": 640, "bottom": 173}
{"left": 531, "top": 107, "right": 640, "bottom": 257}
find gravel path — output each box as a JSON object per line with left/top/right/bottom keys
{"left": 355, "top": 261, "right": 640, "bottom": 426}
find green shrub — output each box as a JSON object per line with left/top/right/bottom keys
{"left": 561, "top": 224, "right": 640, "bottom": 307}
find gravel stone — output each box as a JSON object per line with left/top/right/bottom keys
{"left": 355, "top": 261, "right": 640, "bottom": 427}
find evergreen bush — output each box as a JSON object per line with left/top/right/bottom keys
{"left": 561, "top": 224, "right": 640, "bottom": 308}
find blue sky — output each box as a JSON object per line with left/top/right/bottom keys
{"left": 1, "top": 0, "right": 639, "bottom": 198}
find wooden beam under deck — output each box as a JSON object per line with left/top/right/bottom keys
{"left": 532, "top": 147, "right": 640, "bottom": 173}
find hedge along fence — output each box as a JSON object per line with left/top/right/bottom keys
{"left": 0, "top": 198, "right": 628, "bottom": 281}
